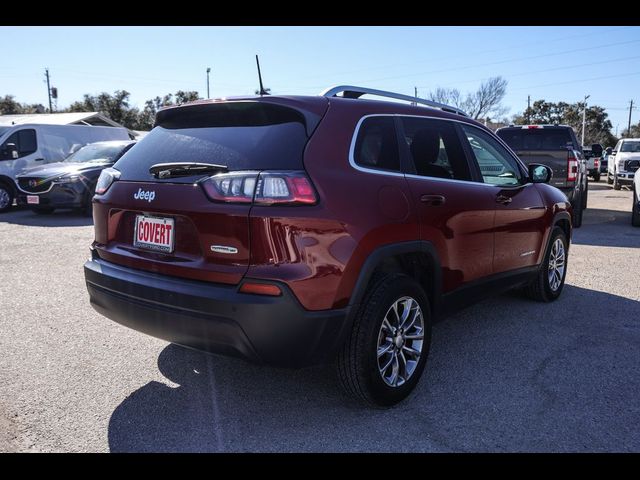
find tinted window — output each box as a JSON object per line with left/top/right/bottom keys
{"left": 0, "top": 129, "right": 37, "bottom": 158}
{"left": 18, "top": 129, "right": 37, "bottom": 155}
{"left": 462, "top": 125, "right": 522, "bottom": 186}
{"left": 353, "top": 116, "right": 400, "bottom": 172}
{"left": 497, "top": 128, "right": 574, "bottom": 151}
{"left": 115, "top": 103, "right": 310, "bottom": 182}
{"left": 400, "top": 117, "right": 471, "bottom": 180}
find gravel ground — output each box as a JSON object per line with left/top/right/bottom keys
{"left": 0, "top": 182, "right": 638, "bottom": 452}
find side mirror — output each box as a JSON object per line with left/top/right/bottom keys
{"left": 612, "top": 150, "right": 617, "bottom": 155}
{"left": 5, "top": 143, "right": 19, "bottom": 159}
{"left": 605, "top": 147, "right": 613, "bottom": 154}
{"left": 529, "top": 163, "right": 553, "bottom": 184}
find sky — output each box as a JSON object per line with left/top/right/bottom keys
{"left": 1, "top": 26, "right": 639, "bottom": 134}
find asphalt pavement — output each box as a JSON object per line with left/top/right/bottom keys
{"left": 0, "top": 182, "right": 638, "bottom": 452}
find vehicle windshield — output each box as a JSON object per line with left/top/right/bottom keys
{"left": 64, "top": 143, "right": 127, "bottom": 163}
{"left": 620, "top": 141, "right": 640, "bottom": 153}
{"left": 0, "top": 127, "right": 11, "bottom": 138}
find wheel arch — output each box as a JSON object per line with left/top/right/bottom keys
{"left": 0, "top": 175, "right": 17, "bottom": 196}
{"left": 348, "top": 241, "right": 443, "bottom": 318}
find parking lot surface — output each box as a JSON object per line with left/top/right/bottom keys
{"left": 0, "top": 183, "right": 638, "bottom": 452}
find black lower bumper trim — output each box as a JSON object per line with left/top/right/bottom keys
{"left": 84, "top": 258, "right": 349, "bottom": 367}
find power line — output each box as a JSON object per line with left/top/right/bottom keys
{"left": 295, "top": 26, "right": 637, "bottom": 81}
{"left": 356, "top": 38, "right": 640, "bottom": 85}
{"left": 511, "top": 70, "right": 640, "bottom": 91}
{"left": 415, "top": 54, "right": 640, "bottom": 89}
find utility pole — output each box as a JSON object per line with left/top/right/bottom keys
{"left": 581, "top": 94, "right": 590, "bottom": 147}
{"left": 527, "top": 95, "right": 531, "bottom": 123}
{"left": 206, "top": 67, "right": 211, "bottom": 99}
{"left": 45, "top": 68, "right": 53, "bottom": 113}
{"left": 627, "top": 99, "right": 634, "bottom": 137}
{"left": 413, "top": 86, "right": 418, "bottom": 106}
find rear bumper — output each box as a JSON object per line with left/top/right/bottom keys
{"left": 17, "top": 183, "right": 86, "bottom": 208}
{"left": 84, "top": 256, "right": 349, "bottom": 367}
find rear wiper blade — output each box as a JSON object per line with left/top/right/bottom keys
{"left": 149, "top": 162, "right": 228, "bottom": 178}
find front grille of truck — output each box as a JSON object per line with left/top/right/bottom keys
{"left": 624, "top": 160, "right": 639, "bottom": 173}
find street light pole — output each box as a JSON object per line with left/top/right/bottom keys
{"left": 206, "top": 67, "right": 211, "bottom": 99}
{"left": 581, "top": 94, "right": 590, "bottom": 147}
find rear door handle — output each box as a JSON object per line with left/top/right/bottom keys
{"left": 496, "top": 194, "right": 512, "bottom": 205}
{"left": 420, "top": 194, "right": 446, "bottom": 206}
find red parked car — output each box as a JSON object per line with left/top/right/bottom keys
{"left": 84, "top": 86, "right": 572, "bottom": 406}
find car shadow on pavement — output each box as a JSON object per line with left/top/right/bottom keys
{"left": 574, "top": 207, "right": 640, "bottom": 248}
{"left": 107, "top": 284, "right": 640, "bottom": 452}
{"left": 0, "top": 208, "right": 93, "bottom": 227}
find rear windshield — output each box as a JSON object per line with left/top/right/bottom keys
{"left": 497, "top": 128, "right": 575, "bottom": 151}
{"left": 114, "top": 102, "right": 310, "bottom": 182}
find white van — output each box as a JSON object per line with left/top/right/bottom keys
{"left": 0, "top": 123, "right": 131, "bottom": 212}
{"left": 607, "top": 138, "right": 640, "bottom": 190}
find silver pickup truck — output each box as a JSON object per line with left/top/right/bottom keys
{"left": 496, "top": 124, "right": 588, "bottom": 228}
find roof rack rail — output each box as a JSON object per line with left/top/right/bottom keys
{"left": 320, "top": 85, "right": 468, "bottom": 117}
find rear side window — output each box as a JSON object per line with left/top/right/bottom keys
{"left": 497, "top": 128, "right": 574, "bottom": 151}
{"left": 400, "top": 117, "right": 471, "bottom": 181}
{"left": 114, "top": 102, "right": 312, "bottom": 182}
{"left": 353, "top": 116, "right": 400, "bottom": 172}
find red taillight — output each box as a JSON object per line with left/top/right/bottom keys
{"left": 594, "top": 158, "right": 600, "bottom": 168}
{"left": 567, "top": 153, "right": 578, "bottom": 182}
{"left": 200, "top": 170, "right": 318, "bottom": 205}
{"left": 523, "top": 125, "right": 542, "bottom": 129}
{"left": 239, "top": 282, "right": 282, "bottom": 296}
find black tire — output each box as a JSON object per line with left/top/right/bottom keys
{"left": 593, "top": 172, "right": 600, "bottom": 182}
{"left": 572, "top": 190, "right": 583, "bottom": 228}
{"left": 607, "top": 172, "right": 613, "bottom": 185}
{"left": 632, "top": 188, "right": 640, "bottom": 227}
{"left": 0, "top": 182, "right": 14, "bottom": 213}
{"left": 525, "top": 227, "right": 568, "bottom": 302}
{"left": 337, "top": 273, "right": 432, "bottom": 407}
{"left": 582, "top": 181, "right": 588, "bottom": 209}
{"left": 613, "top": 171, "right": 621, "bottom": 190}
{"left": 31, "top": 207, "right": 54, "bottom": 215}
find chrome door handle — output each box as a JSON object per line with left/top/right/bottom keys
{"left": 496, "top": 194, "right": 512, "bottom": 205}
{"left": 420, "top": 194, "right": 446, "bottom": 206}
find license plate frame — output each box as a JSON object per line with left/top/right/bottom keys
{"left": 133, "top": 215, "right": 175, "bottom": 253}
{"left": 26, "top": 195, "right": 39, "bottom": 205}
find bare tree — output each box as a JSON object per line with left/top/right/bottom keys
{"left": 429, "top": 76, "right": 508, "bottom": 120}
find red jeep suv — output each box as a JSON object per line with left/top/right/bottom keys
{"left": 84, "top": 86, "right": 572, "bottom": 406}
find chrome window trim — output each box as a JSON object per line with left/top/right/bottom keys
{"left": 348, "top": 113, "right": 525, "bottom": 189}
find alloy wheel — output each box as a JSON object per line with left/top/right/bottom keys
{"left": 376, "top": 296, "right": 424, "bottom": 388}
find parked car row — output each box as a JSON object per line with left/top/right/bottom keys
{"left": 0, "top": 123, "right": 133, "bottom": 214}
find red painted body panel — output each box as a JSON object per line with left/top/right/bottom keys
{"left": 403, "top": 177, "right": 495, "bottom": 292}
{"left": 93, "top": 181, "right": 252, "bottom": 284}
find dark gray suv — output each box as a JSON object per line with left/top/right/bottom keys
{"left": 496, "top": 125, "right": 588, "bottom": 227}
